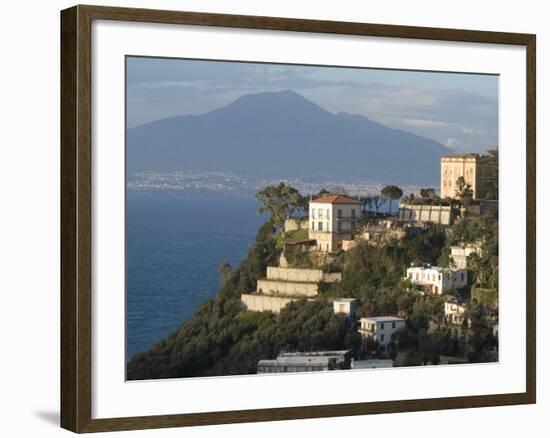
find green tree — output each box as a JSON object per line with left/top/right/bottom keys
{"left": 313, "top": 188, "right": 330, "bottom": 198}
{"left": 419, "top": 188, "right": 439, "bottom": 202}
{"left": 455, "top": 176, "right": 474, "bottom": 205}
{"left": 402, "top": 193, "right": 415, "bottom": 204}
{"left": 360, "top": 195, "right": 374, "bottom": 213}
{"left": 218, "top": 262, "right": 232, "bottom": 287}
{"left": 256, "top": 183, "right": 307, "bottom": 229}
{"left": 465, "top": 301, "right": 498, "bottom": 362}
{"left": 484, "top": 149, "right": 499, "bottom": 200}
{"left": 372, "top": 195, "right": 387, "bottom": 214}
{"left": 381, "top": 185, "right": 403, "bottom": 214}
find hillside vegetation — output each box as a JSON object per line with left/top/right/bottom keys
{"left": 127, "top": 185, "right": 498, "bottom": 380}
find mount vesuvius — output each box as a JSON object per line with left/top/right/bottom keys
{"left": 127, "top": 90, "right": 453, "bottom": 185}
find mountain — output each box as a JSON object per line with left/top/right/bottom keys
{"left": 127, "top": 90, "right": 452, "bottom": 185}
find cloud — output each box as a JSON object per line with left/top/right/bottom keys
{"left": 445, "top": 138, "right": 459, "bottom": 148}
{"left": 402, "top": 118, "right": 452, "bottom": 128}
{"left": 126, "top": 57, "right": 498, "bottom": 152}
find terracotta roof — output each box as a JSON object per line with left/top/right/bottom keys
{"left": 311, "top": 194, "right": 362, "bottom": 205}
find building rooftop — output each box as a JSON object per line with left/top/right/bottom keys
{"left": 258, "top": 357, "right": 333, "bottom": 366}
{"left": 360, "top": 316, "right": 405, "bottom": 322}
{"left": 441, "top": 153, "right": 483, "bottom": 160}
{"left": 311, "top": 194, "right": 362, "bottom": 205}
{"left": 407, "top": 265, "right": 454, "bottom": 273}
{"left": 333, "top": 298, "right": 357, "bottom": 303}
{"left": 259, "top": 350, "right": 351, "bottom": 367}
{"left": 278, "top": 350, "right": 350, "bottom": 357}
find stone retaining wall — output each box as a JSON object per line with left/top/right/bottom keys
{"left": 241, "top": 294, "right": 297, "bottom": 313}
{"left": 398, "top": 203, "right": 453, "bottom": 225}
{"left": 266, "top": 266, "right": 341, "bottom": 283}
{"left": 284, "top": 218, "right": 309, "bottom": 233}
{"left": 257, "top": 279, "right": 319, "bottom": 297}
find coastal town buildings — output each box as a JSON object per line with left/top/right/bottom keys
{"left": 358, "top": 316, "right": 406, "bottom": 349}
{"left": 359, "top": 219, "right": 411, "bottom": 246}
{"left": 450, "top": 244, "right": 482, "bottom": 269}
{"left": 308, "top": 194, "right": 362, "bottom": 252}
{"left": 444, "top": 300, "right": 467, "bottom": 325}
{"left": 333, "top": 298, "right": 358, "bottom": 319}
{"left": 406, "top": 265, "right": 468, "bottom": 294}
{"left": 257, "top": 351, "right": 351, "bottom": 373}
{"left": 440, "top": 153, "right": 497, "bottom": 199}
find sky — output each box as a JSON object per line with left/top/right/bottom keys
{"left": 126, "top": 56, "right": 498, "bottom": 153}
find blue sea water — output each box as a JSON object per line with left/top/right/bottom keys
{"left": 126, "top": 192, "right": 266, "bottom": 361}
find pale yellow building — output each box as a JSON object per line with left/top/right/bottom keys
{"left": 440, "top": 153, "right": 497, "bottom": 200}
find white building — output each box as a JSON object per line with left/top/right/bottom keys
{"left": 257, "top": 351, "right": 351, "bottom": 373}
{"left": 450, "top": 244, "right": 481, "bottom": 269}
{"left": 405, "top": 265, "right": 468, "bottom": 295}
{"left": 333, "top": 298, "right": 358, "bottom": 319}
{"left": 358, "top": 316, "right": 406, "bottom": 349}
{"left": 308, "top": 194, "right": 362, "bottom": 252}
{"left": 444, "top": 300, "right": 467, "bottom": 325}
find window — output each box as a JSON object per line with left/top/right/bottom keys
{"left": 311, "top": 221, "right": 315, "bottom": 230}
{"left": 380, "top": 334, "right": 385, "bottom": 342}
{"left": 326, "top": 209, "right": 330, "bottom": 220}
{"left": 337, "top": 222, "right": 342, "bottom": 232}
{"left": 311, "top": 208, "right": 315, "bottom": 219}
{"left": 461, "top": 273, "right": 465, "bottom": 281}
{"left": 380, "top": 323, "right": 385, "bottom": 330}
{"left": 319, "top": 210, "right": 324, "bottom": 219}
{"left": 392, "top": 322, "right": 396, "bottom": 329}
{"left": 318, "top": 222, "right": 323, "bottom": 231}
{"left": 351, "top": 209, "right": 356, "bottom": 218}
{"left": 337, "top": 209, "right": 342, "bottom": 218}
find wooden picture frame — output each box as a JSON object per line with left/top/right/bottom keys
{"left": 60, "top": 4, "right": 536, "bottom": 433}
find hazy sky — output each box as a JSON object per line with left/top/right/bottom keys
{"left": 127, "top": 56, "right": 498, "bottom": 153}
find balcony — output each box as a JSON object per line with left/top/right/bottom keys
{"left": 358, "top": 328, "right": 375, "bottom": 336}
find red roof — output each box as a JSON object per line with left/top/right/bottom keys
{"left": 311, "top": 194, "right": 362, "bottom": 205}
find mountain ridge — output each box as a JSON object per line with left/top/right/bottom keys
{"left": 127, "top": 90, "right": 452, "bottom": 185}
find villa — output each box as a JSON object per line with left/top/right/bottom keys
{"left": 440, "top": 153, "right": 497, "bottom": 200}
{"left": 308, "top": 194, "right": 362, "bottom": 252}
{"left": 358, "top": 316, "right": 406, "bottom": 349}
{"left": 444, "top": 300, "right": 467, "bottom": 325}
{"left": 406, "top": 265, "right": 468, "bottom": 294}
{"left": 450, "top": 244, "right": 481, "bottom": 269}
{"left": 333, "top": 298, "right": 358, "bottom": 319}
{"left": 257, "top": 351, "right": 351, "bottom": 373}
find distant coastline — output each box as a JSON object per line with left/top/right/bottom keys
{"left": 127, "top": 169, "right": 425, "bottom": 203}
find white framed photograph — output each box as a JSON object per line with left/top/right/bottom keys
{"left": 60, "top": 5, "right": 536, "bottom": 433}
